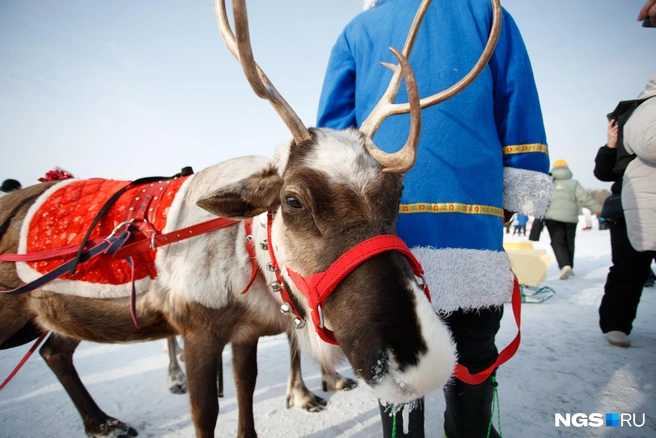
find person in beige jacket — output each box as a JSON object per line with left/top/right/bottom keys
{"left": 543, "top": 160, "right": 602, "bottom": 279}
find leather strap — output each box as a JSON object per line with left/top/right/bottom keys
{"left": 0, "top": 238, "right": 105, "bottom": 262}
{"left": 112, "top": 217, "right": 239, "bottom": 259}
{"left": 1, "top": 230, "right": 131, "bottom": 296}
{"left": 453, "top": 274, "right": 522, "bottom": 385}
{"left": 0, "top": 331, "right": 50, "bottom": 391}
{"left": 240, "top": 218, "right": 259, "bottom": 295}
{"left": 265, "top": 212, "right": 304, "bottom": 322}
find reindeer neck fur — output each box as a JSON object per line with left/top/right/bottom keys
{"left": 155, "top": 159, "right": 278, "bottom": 316}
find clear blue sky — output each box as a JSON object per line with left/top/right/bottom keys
{"left": 0, "top": 0, "right": 654, "bottom": 190}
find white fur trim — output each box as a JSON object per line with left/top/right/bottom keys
{"left": 503, "top": 167, "right": 553, "bottom": 218}
{"left": 363, "top": 0, "right": 382, "bottom": 10}
{"left": 411, "top": 247, "right": 514, "bottom": 312}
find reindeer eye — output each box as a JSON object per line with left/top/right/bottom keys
{"left": 284, "top": 196, "right": 303, "bottom": 210}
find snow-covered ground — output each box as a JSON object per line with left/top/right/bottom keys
{"left": 1, "top": 222, "right": 655, "bottom": 437}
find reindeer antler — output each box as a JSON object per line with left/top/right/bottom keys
{"left": 214, "top": 0, "right": 312, "bottom": 144}
{"left": 361, "top": 0, "right": 503, "bottom": 173}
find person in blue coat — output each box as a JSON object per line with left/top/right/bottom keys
{"left": 513, "top": 214, "right": 529, "bottom": 236}
{"left": 317, "top": 0, "right": 551, "bottom": 436}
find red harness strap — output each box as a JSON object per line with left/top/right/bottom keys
{"left": 0, "top": 238, "right": 106, "bottom": 262}
{"left": 453, "top": 274, "right": 522, "bottom": 385}
{"left": 112, "top": 217, "right": 240, "bottom": 259}
{"left": 241, "top": 218, "right": 258, "bottom": 295}
{"left": 287, "top": 234, "right": 431, "bottom": 345}
{"left": 0, "top": 331, "right": 50, "bottom": 391}
{"left": 265, "top": 212, "right": 305, "bottom": 326}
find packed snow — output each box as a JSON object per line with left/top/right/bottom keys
{"left": 1, "top": 220, "right": 655, "bottom": 437}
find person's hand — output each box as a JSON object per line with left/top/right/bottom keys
{"left": 639, "top": 0, "right": 656, "bottom": 26}
{"left": 607, "top": 119, "right": 619, "bottom": 149}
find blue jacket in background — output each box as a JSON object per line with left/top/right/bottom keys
{"left": 317, "top": 0, "right": 551, "bottom": 311}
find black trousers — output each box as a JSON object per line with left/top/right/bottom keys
{"left": 544, "top": 220, "right": 577, "bottom": 269}
{"left": 378, "top": 307, "right": 503, "bottom": 437}
{"left": 513, "top": 225, "right": 526, "bottom": 236}
{"left": 599, "top": 218, "right": 655, "bottom": 335}
{"left": 528, "top": 218, "right": 544, "bottom": 242}
{"left": 444, "top": 307, "right": 503, "bottom": 374}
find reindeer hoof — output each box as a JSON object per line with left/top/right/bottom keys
{"left": 286, "top": 392, "right": 328, "bottom": 412}
{"left": 169, "top": 382, "right": 187, "bottom": 394}
{"left": 309, "top": 394, "right": 328, "bottom": 412}
{"left": 322, "top": 373, "right": 358, "bottom": 392}
{"left": 337, "top": 376, "right": 358, "bottom": 391}
{"left": 86, "top": 417, "right": 138, "bottom": 438}
{"left": 168, "top": 370, "right": 187, "bottom": 394}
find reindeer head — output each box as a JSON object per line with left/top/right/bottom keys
{"left": 199, "top": 0, "right": 501, "bottom": 404}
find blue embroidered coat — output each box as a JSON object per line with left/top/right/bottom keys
{"left": 317, "top": 0, "right": 551, "bottom": 310}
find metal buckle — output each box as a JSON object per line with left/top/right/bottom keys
{"left": 109, "top": 219, "right": 134, "bottom": 237}
{"left": 317, "top": 304, "right": 325, "bottom": 329}
{"left": 418, "top": 273, "right": 427, "bottom": 290}
{"left": 149, "top": 231, "right": 157, "bottom": 250}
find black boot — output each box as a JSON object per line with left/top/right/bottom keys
{"left": 444, "top": 375, "right": 500, "bottom": 438}
{"left": 379, "top": 398, "right": 425, "bottom": 437}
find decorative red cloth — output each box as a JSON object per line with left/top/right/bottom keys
{"left": 26, "top": 178, "right": 186, "bottom": 285}
{"left": 38, "top": 169, "right": 74, "bottom": 183}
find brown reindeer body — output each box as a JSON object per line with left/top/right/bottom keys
{"left": 0, "top": 157, "right": 336, "bottom": 437}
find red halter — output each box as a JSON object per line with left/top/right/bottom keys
{"left": 263, "top": 212, "right": 430, "bottom": 345}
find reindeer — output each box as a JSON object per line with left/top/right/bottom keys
{"left": 0, "top": 0, "right": 501, "bottom": 436}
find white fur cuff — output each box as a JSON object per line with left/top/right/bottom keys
{"left": 503, "top": 167, "right": 552, "bottom": 218}
{"left": 411, "top": 247, "right": 515, "bottom": 313}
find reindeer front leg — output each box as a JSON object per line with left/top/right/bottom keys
{"left": 231, "top": 339, "right": 259, "bottom": 438}
{"left": 39, "top": 333, "right": 138, "bottom": 438}
{"left": 285, "top": 330, "right": 327, "bottom": 412}
{"left": 184, "top": 334, "right": 222, "bottom": 438}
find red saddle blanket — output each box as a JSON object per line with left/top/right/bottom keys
{"left": 17, "top": 177, "right": 189, "bottom": 298}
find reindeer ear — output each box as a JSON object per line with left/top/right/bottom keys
{"left": 197, "top": 165, "right": 282, "bottom": 218}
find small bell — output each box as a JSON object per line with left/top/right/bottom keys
{"left": 266, "top": 262, "right": 276, "bottom": 272}
{"left": 259, "top": 240, "right": 268, "bottom": 250}
{"left": 269, "top": 282, "right": 282, "bottom": 292}
{"left": 294, "top": 318, "right": 306, "bottom": 330}
{"left": 280, "top": 302, "right": 292, "bottom": 315}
